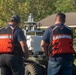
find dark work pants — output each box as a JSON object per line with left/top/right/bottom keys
{"left": 0, "top": 54, "right": 25, "bottom": 75}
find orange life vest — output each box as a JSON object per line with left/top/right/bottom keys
{"left": 50, "top": 25, "right": 74, "bottom": 55}
{"left": 0, "top": 26, "right": 14, "bottom": 53}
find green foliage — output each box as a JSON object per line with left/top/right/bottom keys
{"left": 72, "top": 27, "right": 76, "bottom": 39}
{"left": 0, "top": 0, "right": 76, "bottom": 28}
{"left": 54, "top": 0, "right": 74, "bottom": 13}
{"left": 0, "top": 0, "right": 27, "bottom": 27}
{"left": 25, "top": 0, "right": 57, "bottom": 21}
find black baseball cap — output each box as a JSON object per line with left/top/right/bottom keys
{"left": 10, "top": 14, "right": 21, "bottom": 23}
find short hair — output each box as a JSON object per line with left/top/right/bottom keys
{"left": 10, "top": 14, "right": 21, "bottom": 23}
{"left": 56, "top": 13, "right": 66, "bottom": 23}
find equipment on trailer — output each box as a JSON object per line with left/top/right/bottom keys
{"left": 23, "top": 13, "right": 47, "bottom": 75}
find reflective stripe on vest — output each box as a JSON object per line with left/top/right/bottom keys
{"left": 0, "top": 27, "right": 14, "bottom": 53}
{"left": 50, "top": 25, "right": 74, "bottom": 55}
{"left": 0, "top": 35, "right": 13, "bottom": 39}
{"left": 53, "top": 35, "right": 72, "bottom": 40}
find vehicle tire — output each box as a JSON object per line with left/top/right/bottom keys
{"left": 25, "top": 64, "right": 43, "bottom": 75}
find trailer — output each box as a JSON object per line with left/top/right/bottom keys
{"left": 23, "top": 13, "right": 47, "bottom": 75}
{"left": 23, "top": 13, "right": 76, "bottom": 75}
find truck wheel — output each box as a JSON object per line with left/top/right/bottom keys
{"left": 25, "top": 64, "right": 43, "bottom": 75}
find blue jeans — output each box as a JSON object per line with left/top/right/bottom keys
{"left": 47, "top": 60, "right": 73, "bottom": 75}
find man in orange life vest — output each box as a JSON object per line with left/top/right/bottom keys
{"left": 41, "top": 13, "right": 74, "bottom": 75}
{"left": 0, "top": 14, "right": 29, "bottom": 75}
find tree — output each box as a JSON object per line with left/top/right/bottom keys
{"left": 25, "top": 0, "right": 57, "bottom": 21}
{"left": 54, "top": 0, "right": 75, "bottom": 13}
{"left": 0, "top": 0, "right": 27, "bottom": 27}
{"left": 0, "top": 0, "right": 76, "bottom": 28}
{"left": 72, "top": 0, "right": 76, "bottom": 11}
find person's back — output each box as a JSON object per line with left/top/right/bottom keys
{"left": 50, "top": 24, "right": 74, "bottom": 55}
{"left": 0, "top": 14, "right": 29, "bottom": 75}
{"left": 41, "top": 13, "right": 74, "bottom": 75}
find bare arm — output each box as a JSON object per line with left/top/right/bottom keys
{"left": 40, "top": 40, "right": 49, "bottom": 57}
{"left": 19, "top": 41, "right": 29, "bottom": 59}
